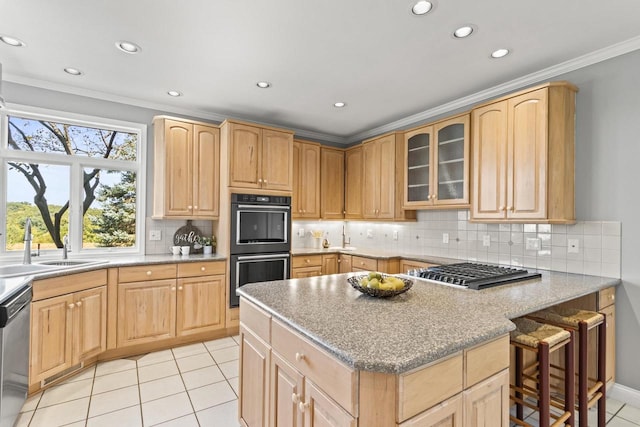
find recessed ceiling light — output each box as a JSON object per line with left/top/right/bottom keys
{"left": 491, "top": 48, "right": 510, "bottom": 58}
{"left": 167, "top": 90, "right": 182, "bottom": 97}
{"left": 63, "top": 67, "right": 83, "bottom": 76}
{"left": 411, "top": 1, "right": 433, "bottom": 15}
{"left": 116, "top": 41, "right": 141, "bottom": 54}
{"left": 453, "top": 25, "right": 474, "bottom": 39}
{"left": 334, "top": 102, "right": 346, "bottom": 108}
{"left": 256, "top": 81, "right": 271, "bottom": 88}
{"left": 0, "top": 35, "right": 26, "bottom": 47}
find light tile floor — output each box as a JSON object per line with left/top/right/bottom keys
{"left": 17, "top": 336, "right": 242, "bottom": 427}
{"left": 16, "top": 334, "right": 640, "bottom": 426}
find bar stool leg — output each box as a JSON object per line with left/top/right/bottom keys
{"left": 539, "top": 342, "right": 550, "bottom": 427}
{"left": 598, "top": 314, "right": 607, "bottom": 427}
{"left": 516, "top": 345, "right": 524, "bottom": 421}
{"left": 578, "top": 321, "right": 588, "bottom": 427}
{"left": 566, "top": 330, "right": 576, "bottom": 427}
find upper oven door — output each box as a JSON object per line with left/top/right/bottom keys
{"left": 231, "top": 203, "right": 291, "bottom": 254}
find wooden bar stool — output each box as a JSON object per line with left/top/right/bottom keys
{"left": 510, "top": 318, "right": 575, "bottom": 427}
{"left": 528, "top": 308, "right": 606, "bottom": 427}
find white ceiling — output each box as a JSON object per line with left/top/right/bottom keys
{"left": 1, "top": 0, "right": 640, "bottom": 144}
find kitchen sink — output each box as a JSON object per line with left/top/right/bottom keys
{"left": 0, "top": 264, "right": 59, "bottom": 278}
{"left": 38, "top": 259, "right": 107, "bottom": 267}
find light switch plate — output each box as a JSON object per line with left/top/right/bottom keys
{"left": 149, "top": 230, "right": 161, "bottom": 241}
{"left": 393, "top": 230, "right": 399, "bottom": 240}
{"left": 483, "top": 235, "right": 491, "bottom": 247}
{"left": 442, "top": 233, "right": 449, "bottom": 244}
{"left": 298, "top": 228, "right": 305, "bottom": 237}
{"left": 366, "top": 229, "right": 373, "bottom": 238}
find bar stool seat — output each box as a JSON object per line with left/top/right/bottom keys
{"left": 528, "top": 307, "right": 606, "bottom": 427}
{"left": 510, "top": 318, "right": 575, "bottom": 427}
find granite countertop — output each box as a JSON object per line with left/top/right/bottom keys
{"left": 238, "top": 271, "right": 620, "bottom": 374}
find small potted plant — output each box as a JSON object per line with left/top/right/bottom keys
{"left": 202, "top": 237, "right": 214, "bottom": 255}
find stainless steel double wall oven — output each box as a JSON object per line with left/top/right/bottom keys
{"left": 229, "top": 193, "right": 291, "bottom": 307}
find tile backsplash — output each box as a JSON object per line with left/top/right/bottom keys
{"left": 293, "top": 210, "right": 621, "bottom": 278}
{"left": 145, "top": 218, "right": 214, "bottom": 255}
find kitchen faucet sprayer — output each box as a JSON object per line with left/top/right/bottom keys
{"left": 23, "top": 218, "right": 32, "bottom": 265}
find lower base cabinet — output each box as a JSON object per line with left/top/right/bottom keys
{"left": 462, "top": 369, "right": 509, "bottom": 427}
{"left": 399, "top": 394, "right": 463, "bottom": 427}
{"left": 239, "top": 326, "right": 271, "bottom": 427}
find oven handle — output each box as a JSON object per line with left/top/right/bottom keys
{"left": 236, "top": 253, "right": 290, "bottom": 261}
{"left": 237, "top": 204, "right": 290, "bottom": 210}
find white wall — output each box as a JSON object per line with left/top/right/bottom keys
{"left": 5, "top": 47, "right": 640, "bottom": 388}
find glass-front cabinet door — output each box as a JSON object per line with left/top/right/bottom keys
{"left": 403, "top": 114, "right": 469, "bottom": 209}
{"left": 404, "top": 126, "right": 433, "bottom": 207}
{"left": 433, "top": 114, "right": 469, "bottom": 206}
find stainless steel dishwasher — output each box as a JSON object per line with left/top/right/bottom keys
{"left": 0, "top": 283, "right": 32, "bottom": 427}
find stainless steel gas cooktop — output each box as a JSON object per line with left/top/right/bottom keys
{"left": 407, "top": 262, "right": 541, "bottom": 290}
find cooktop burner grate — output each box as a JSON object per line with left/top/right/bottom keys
{"left": 408, "top": 262, "right": 541, "bottom": 290}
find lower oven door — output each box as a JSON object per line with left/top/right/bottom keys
{"left": 229, "top": 253, "right": 290, "bottom": 308}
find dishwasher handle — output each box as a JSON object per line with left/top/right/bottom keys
{"left": 0, "top": 285, "right": 32, "bottom": 328}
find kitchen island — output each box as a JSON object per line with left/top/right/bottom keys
{"left": 237, "top": 271, "right": 619, "bottom": 426}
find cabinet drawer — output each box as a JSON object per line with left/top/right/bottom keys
{"left": 464, "top": 335, "right": 509, "bottom": 388}
{"left": 272, "top": 319, "right": 357, "bottom": 416}
{"left": 292, "top": 255, "right": 322, "bottom": 268}
{"left": 178, "top": 261, "right": 225, "bottom": 278}
{"left": 352, "top": 256, "right": 377, "bottom": 271}
{"left": 118, "top": 264, "right": 176, "bottom": 283}
{"left": 240, "top": 298, "right": 271, "bottom": 343}
{"left": 33, "top": 269, "right": 108, "bottom": 301}
{"left": 599, "top": 287, "right": 616, "bottom": 309}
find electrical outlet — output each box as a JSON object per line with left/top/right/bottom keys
{"left": 393, "top": 230, "right": 399, "bottom": 240}
{"left": 366, "top": 229, "right": 373, "bottom": 238}
{"left": 442, "top": 233, "right": 449, "bottom": 244}
{"left": 483, "top": 235, "right": 491, "bottom": 247}
{"left": 525, "top": 238, "right": 541, "bottom": 251}
{"left": 568, "top": 238, "right": 580, "bottom": 253}
{"left": 298, "top": 228, "right": 305, "bottom": 237}
{"left": 149, "top": 230, "right": 161, "bottom": 241}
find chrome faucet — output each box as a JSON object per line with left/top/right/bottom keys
{"left": 62, "top": 234, "right": 69, "bottom": 260}
{"left": 342, "top": 224, "right": 351, "bottom": 248}
{"left": 23, "top": 217, "right": 32, "bottom": 265}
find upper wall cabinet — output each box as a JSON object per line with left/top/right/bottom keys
{"left": 344, "top": 146, "right": 363, "bottom": 220}
{"left": 471, "top": 82, "right": 577, "bottom": 223}
{"left": 403, "top": 114, "right": 470, "bottom": 209}
{"left": 320, "top": 146, "right": 345, "bottom": 219}
{"left": 152, "top": 117, "right": 220, "bottom": 219}
{"left": 222, "top": 120, "right": 293, "bottom": 193}
{"left": 292, "top": 140, "right": 321, "bottom": 219}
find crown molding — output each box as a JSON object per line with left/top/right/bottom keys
{"left": 346, "top": 35, "right": 640, "bottom": 143}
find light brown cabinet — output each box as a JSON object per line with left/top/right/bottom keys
{"left": 363, "top": 133, "right": 397, "bottom": 219}
{"left": 239, "top": 325, "right": 271, "bottom": 426}
{"left": 399, "top": 259, "right": 438, "bottom": 274}
{"left": 344, "top": 146, "right": 363, "bottom": 219}
{"left": 320, "top": 147, "right": 345, "bottom": 219}
{"left": 291, "top": 254, "right": 340, "bottom": 278}
{"left": 152, "top": 117, "right": 220, "bottom": 219}
{"left": 176, "top": 274, "right": 225, "bottom": 336}
{"left": 462, "top": 369, "right": 510, "bottom": 427}
{"left": 223, "top": 120, "right": 294, "bottom": 192}
{"left": 322, "top": 254, "right": 339, "bottom": 275}
{"left": 293, "top": 140, "right": 321, "bottom": 219}
{"left": 404, "top": 114, "right": 470, "bottom": 209}
{"left": 339, "top": 254, "right": 352, "bottom": 273}
{"left": 30, "top": 281, "right": 107, "bottom": 386}
{"left": 351, "top": 255, "right": 399, "bottom": 274}
{"left": 471, "top": 82, "right": 577, "bottom": 223}
{"left": 398, "top": 394, "right": 462, "bottom": 427}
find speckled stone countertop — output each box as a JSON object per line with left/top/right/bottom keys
{"left": 291, "top": 247, "right": 456, "bottom": 265}
{"left": 238, "top": 271, "right": 620, "bottom": 374}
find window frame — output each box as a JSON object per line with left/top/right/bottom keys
{"left": 0, "top": 103, "right": 147, "bottom": 259}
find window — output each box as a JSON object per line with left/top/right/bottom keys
{"left": 0, "top": 105, "right": 146, "bottom": 257}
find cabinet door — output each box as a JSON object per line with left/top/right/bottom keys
{"left": 462, "top": 369, "right": 509, "bottom": 427}
{"left": 30, "top": 294, "right": 74, "bottom": 383}
{"left": 471, "top": 102, "right": 508, "bottom": 220}
{"left": 404, "top": 126, "right": 433, "bottom": 207}
{"left": 193, "top": 124, "right": 220, "bottom": 218}
{"left": 73, "top": 286, "right": 107, "bottom": 363}
{"left": 294, "top": 142, "right": 321, "bottom": 219}
{"left": 263, "top": 129, "right": 293, "bottom": 191}
{"left": 377, "top": 136, "right": 396, "bottom": 219}
{"left": 506, "top": 88, "right": 548, "bottom": 220}
{"left": 240, "top": 326, "right": 271, "bottom": 427}
{"left": 303, "top": 380, "right": 356, "bottom": 427}
{"left": 399, "top": 394, "right": 463, "bottom": 427}
{"left": 322, "top": 254, "right": 339, "bottom": 275}
{"left": 164, "top": 120, "right": 193, "bottom": 216}
{"left": 434, "top": 115, "right": 469, "bottom": 206}
{"left": 292, "top": 142, "right": 301, "bottom": 216}
{"left": 229, "top": 123, "right": 262, "bottom": 188}
{"left": 292, "top": 266, "right": 323, "bottom": 279}
{"left": 345, "top": 147, "right": 363, "bottom": 219}
{"left": 176, "top": 275, "right": 225, "bottom": 336}
{"left": 321, "top": 147, "right": 345, "bottom": 219}
{"left": 117, "top": 279, "right": 176, "bottom": 347}
{"left": 271, "top": 352, "right": 304, "bottom": 427}
{"left": 362, "top": 141, "right": 380, "bottom": 219}
{"left": 339, "top": 255, "right": 352, "bottom": 273}
{"left": 601, "top": 304, "right": 616, "bottom": 385}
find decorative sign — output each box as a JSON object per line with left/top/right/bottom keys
{"left": 173, "top": 220, "right": 205, "bottom": 254}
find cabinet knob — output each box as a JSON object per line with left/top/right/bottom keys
{"left": 171, "top": 287, "right": 176, "bottom": 291}
{"left": 194, "top": 205, "right": 198, "bottom": 209}
{"left": 305, "top": 259, "right": 310, "bottom": 264}
{"left": 507, "top": 206, "right": 513, "bottom": 211}
{"left": 68, "top": 303, "right": 75, "bottom": 309}
{"left": 298, "top": 401, "right": 309, "bottom": 413}
{"left": 76, "top": 301, "right": 82, "bottom": 307}
{"left": 295, "top": 352, "right": 305, "bottom": 362}
{"left": 258, "top": 178, "right": 263, "bottom": 183}
{"left": 188, "top": 205, "right": 193, "bottom": 209}
{"left": 499, "top": 206, "right": 505, "bottom": 211}
{"left": 611, "top": 295, "right": 615, "bottom": 301}
{"left": 264, "top": 180, "right": 268, "bottom": 184}
{"left": 361, "top": 262, "right": 365, "bottom": 266}
{"left": 146, "top": 271, "right": 152, "bottom": 276}
{"left": 337, "top": 259, "right": 341, "bottom": 263}
{"left": 291, "top": 393, "right": 300, "bottom": 404}
{"left": 201, "top": 266, "right": 206, "bottom": 271}
{"left": 178, "top": 286, "right": 183, "bottom": 291}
